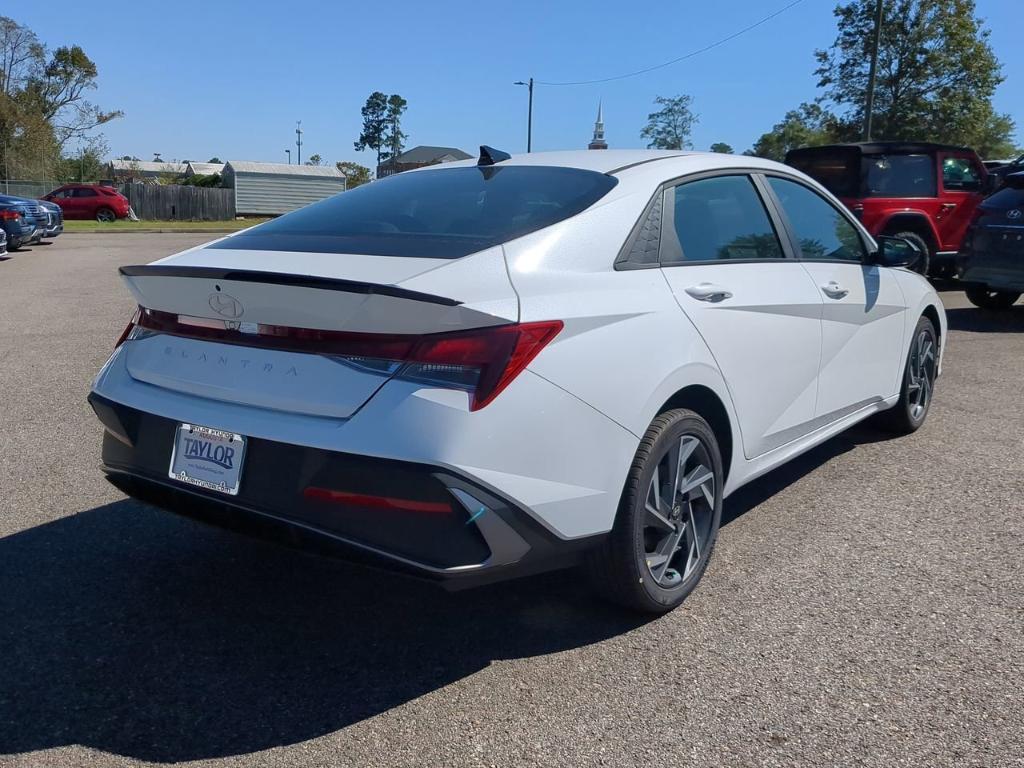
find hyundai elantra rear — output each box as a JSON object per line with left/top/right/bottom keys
{"left": 90, "top": 148, "right": 944, "bottom": 613}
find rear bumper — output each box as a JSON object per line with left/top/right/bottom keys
{"left": 89, "top": 393, "right": 601, "bottom": 588}
{"left": 957, "top": 241, "right": 1024, "bottom": 292}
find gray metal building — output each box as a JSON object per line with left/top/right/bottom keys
{"left": 222, "top": 161, "right": 346, "bottom": 216}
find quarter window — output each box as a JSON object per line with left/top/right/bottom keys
{"left": 663, "top": 175, "right": 783, "bottom": 264}
{"left": 767, "top": 177, "right": 865, "bottom": 262}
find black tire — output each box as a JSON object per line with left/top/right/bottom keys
{"left": 96, "top": 207, "right": 116, "bottom": 223}
{"left": 965, "top": 285, "right": 1021, "bottom": 310}
{"left": 586, "top": 409, "right": 724, "bottom": 614}
{"left": 892, "top": 231, "right": 931, "bottom": 276}
{"left": 876, "top": 315, "right": 938, "bottom": 434}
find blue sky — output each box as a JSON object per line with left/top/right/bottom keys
{"left": 12, "top": 0, "right": 1023, "bottom": 166}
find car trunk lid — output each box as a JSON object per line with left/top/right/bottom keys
{"left": 117, "top": 246, "right": 519, "bottom": 418}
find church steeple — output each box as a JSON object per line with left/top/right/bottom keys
{"left": 588, "top": 101, "right": 607, "bottom": 150}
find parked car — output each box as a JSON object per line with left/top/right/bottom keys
{"left": 0, "top": 197, "right": 41, "bottom": 250}
{"left": 785, "top": 142, "right": 990, "bottom": 277}
{"left": 957, "top": 171, "right": 1024, "bottom": 309}
{"left": 985, "top": 153, "right": 1024, "bottom": 188}
{"left": 89, "top": 148, "right": 946, "bottom": 614}
{"left": 37, "top": 198, "right": 64, "bottom": 239}
{"left": 43, "top": 183, "right": 131, "bottom": 222}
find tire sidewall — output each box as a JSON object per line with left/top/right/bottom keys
{"left": 627, "top": 412, "right": 724, "bottom": 610}
{"left": 901, "top": 317, "right": 937, "bottom": 428}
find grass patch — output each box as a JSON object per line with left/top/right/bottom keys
{"left": 63, "top": 218, "right": 270, "bottom": 233}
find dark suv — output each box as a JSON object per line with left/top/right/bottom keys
{"left": 786, "top": 142, "right": 989, "bottom": 276}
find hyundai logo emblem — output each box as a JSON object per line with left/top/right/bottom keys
{"left": 1008, "top": 209, "right": 1022, "bottom": 220}
{"left": 208, "top": 292, "right": 244, "bottom": 318}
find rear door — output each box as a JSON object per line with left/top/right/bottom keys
{"left": 765, "top": 175, "right": 906, "bottom": 417}
{"left": 658, "top": 173, "right": 824, "bottom": 459}
{"left": 72, "top": 187, "right": 100, "bottom": 219}
{"left": 937, "top": 152, "right": 987, "bottom": 252}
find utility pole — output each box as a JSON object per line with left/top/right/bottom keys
{"left": 514, "top": 78, "right": 534, "bottom": 152}
{"left": 862, "top": 0, "right": 884, "bottom": 141}
{"left": 295, "top": 121, "right": 303, "bottom": 165}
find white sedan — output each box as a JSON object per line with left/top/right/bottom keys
{"left": 89, "top": 148, "right": 944, "bottom": 613}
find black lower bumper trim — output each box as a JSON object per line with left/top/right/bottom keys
{"left": 89, "top": 393, "right": 601, "bottom": 588}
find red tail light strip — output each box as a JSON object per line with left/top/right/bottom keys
{"left": 132, "top": 308, "right": 562, "bottom": 410}
{"left": 304, "top": 487, "right": 452, "bottom": 514}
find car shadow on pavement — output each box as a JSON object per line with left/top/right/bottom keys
{"left": 721, "top": 422, "right": 894, "bottom": 527}
{"left": 0, "top": 499, "right": 648, "bottom": 763}
{"left": 945, "top": 305, "right": 1024, "bottom": 333}
{"left": 0, "top": 419, "right": 902, "bottom": 763}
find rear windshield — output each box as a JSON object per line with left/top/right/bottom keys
{"left": 984, "top": 184, "right": 1024, "bottom": 209}
{"left": 212, "top": 165, "right": 618, "bottom": 258}
{"left": 862, "top": 154, "right": 936, "bottom": 197}
{"left": 786, "top": 149, "right": 860, "bottom": 198}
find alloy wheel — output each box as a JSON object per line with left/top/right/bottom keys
{"left": 907, "top": 329, "right": 936, "bottom": 421}
{"left": 643, "top": 435, "right": 716, "bottom": 588}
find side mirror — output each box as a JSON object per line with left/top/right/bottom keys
{"left": 871, "top": 236, "right": 922, "bottom": 269}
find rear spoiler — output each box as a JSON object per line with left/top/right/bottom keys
{"left": 118, "top": 265, "right": 462, "bottom": 307}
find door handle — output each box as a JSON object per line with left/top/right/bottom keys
{"left": 684, "top": 283, "right": 733, "bottom": 303}
{"left": 821, "top": 281, "right": 849, "bottom": 299}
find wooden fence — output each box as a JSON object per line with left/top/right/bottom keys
{"left": 120, "top": 183, "right": 235, "bottom": 221}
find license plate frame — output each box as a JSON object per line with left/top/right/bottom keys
{"left": 168, "top": 422, "right": 246, "bottom": 496}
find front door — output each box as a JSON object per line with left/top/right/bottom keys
{"left": 936, "top": 152, "right": 986, "bottom": 252}
{"left": 658, "top": 174, "right": 824, "bottom": 459}
{"left": 764, "top": 176, "right": 907, "bottom": 420}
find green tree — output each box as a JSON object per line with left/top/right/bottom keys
{"left": 815, "top": 0, "right": 1014, "bottom": 156}
{"left": 709, "top": 142, "right": 734, "bottom": 154}
{"left": 747, "top": 102, "right": 844, "bottom": 161}
{"left": 384, "top": 94, "right": 408, "bottom": 163}
{"left": 207, "top": 156, "right": 221, "bottom": 163}
{"left": 640, "top": 95, "right": 697, "bottom": 150}
{"left": 336, "top": 160, "right": 371, "bottom": 189}
{"left": 305, "top": 153, "right": 323, "bottom": 166}
{"left": 354, "top": 91, "right": 389, "bottom": 170}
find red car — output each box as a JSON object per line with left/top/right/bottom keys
{"left": 43, "top": 184, "right": 132, "bottom": 222}
{"left": 785, "top": 142, "right": 990, "bottom": 276}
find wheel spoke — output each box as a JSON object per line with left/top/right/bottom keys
{"left": 679, "top": 464, "right": 713, "bottom": 499}
{"left": 645, "top": 501, "right": 676, "bottom": 532}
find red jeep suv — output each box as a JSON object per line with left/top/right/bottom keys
{"left": 43, "top": 183, "right": 132, "bottom": 222}
{"left": 786, "top": 142, "right": 989, "bottom": 276}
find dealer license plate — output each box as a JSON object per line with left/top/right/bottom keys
{"left": 168, "top": 423, "right": 246, "bottom": 496}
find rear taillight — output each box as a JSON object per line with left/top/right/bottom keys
{"left": 113, "top": 309, "right": 141, "bottom": 349}
{"left": 135, "top": 307, "right": 562, "bottom": 410}
{"left": 400, "top": 321, "right": 563, "bottom": 410}
{"left": 0, "top": 210, "right": 22, "bottom": 221}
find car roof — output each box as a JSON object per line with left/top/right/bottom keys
{"left": 412, "top": 148, "right": 794, "bottom": 179}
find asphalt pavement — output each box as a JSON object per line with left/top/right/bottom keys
{"left": 1, "top": 234, "right": 1021, "bottom": 767}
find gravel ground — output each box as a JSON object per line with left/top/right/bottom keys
{"left": 1, "top": 234, "right": 1022, "bottom": 768}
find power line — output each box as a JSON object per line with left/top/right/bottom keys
{"left": 536, "top": 0, "right": 805, "bottom": 87}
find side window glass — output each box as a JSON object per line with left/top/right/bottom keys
{"left": 663, "top": 175, "right": 783, "bottom": 264}
{"left": 767, "top": 177, "right": 865, "bottom": 262}
{"left": 942, "top": 157, "right": 982, "bottom": 191}
{"left": 74, "top": 188, "right": 98, "bottom": 198}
